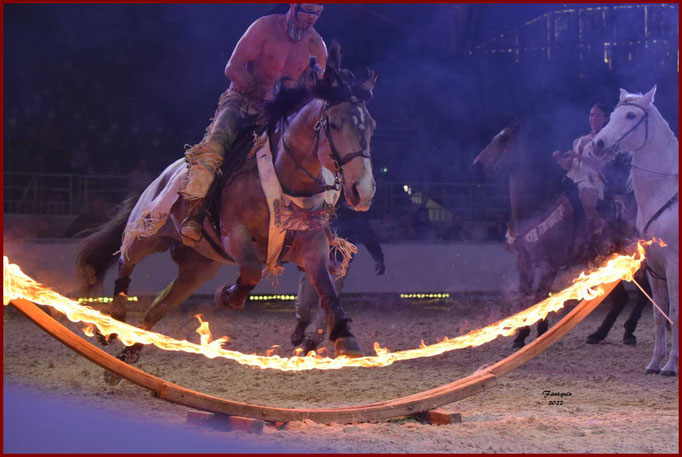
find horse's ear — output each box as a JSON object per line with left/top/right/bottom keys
{"left": 353, "top": 69, "right": 378, "bottom": 102}
{"left": 322, "top": 66, "right": 341, "bottom": 89}
{"left": 641, "top": 85, "right": 657, "bottom": 106}
{"left": 359, "top": 69, "right": 378, "bottom": 92}
{"left": 619, "top": 88, "right": 629, "bottom": 101}
{"left": 327, "top": 41, "right": 342, "bottom": 72}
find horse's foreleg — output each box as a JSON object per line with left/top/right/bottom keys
{"left": 292, "top": 273, "right": 344, "bottom": 354}
{"left": 291, "top": 273, "right": 318, "bottom": 346}
{"left": 511, "top": 250, "right": 533, "bottom": 348}
{"left": 623, "top": 272, "right": 651, "bottom": 343}
{"left": 533, "top": 263, "right": 558, "bottom": 338}
{"left": 587, "top": 282, "right": 629, "bottom": 344}
{"left": 215, "top": 226, "right": 261, "bottom": 310}
{"left": 296, "top": 233, "right": 362, "bottom": 358}
{"left": 516, "top": 250, "right": 533, "bottom": 301}
{"left": 645, "top": 273, "right": 669, "bottom": 375}
{"left": 661, "top": 264, "right": 678, "bottom": 376}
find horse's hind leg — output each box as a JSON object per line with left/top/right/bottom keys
{"left": 95, "top": 236, "right": 168, "bottom": 346}
{"left": 95, "top": 259, "right": 135, "bottom": 346}
{"left": 141, "top": 243, "right": 221, "bottom": 331}
{"left": 105, "top": 243, "right": 220, "bottom": 385}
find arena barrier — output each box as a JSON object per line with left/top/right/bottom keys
{"left": 2, "top": 240, "right": 519, "bottom": 295}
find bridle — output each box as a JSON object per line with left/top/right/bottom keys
{"left": 281, "top": 98, "right": 372, "bottom": 194}
{"left": 613, "top": 101, "right": 649, "bottom": 152}
{"left": 609, "top": 101, "right": 678, "bottom": 177}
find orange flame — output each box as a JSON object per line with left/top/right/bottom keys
{"left": 2, "top": 240, "right": 657, "bottom": 371}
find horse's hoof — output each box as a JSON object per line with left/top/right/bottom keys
{"left": 291, "top": 322, "right": 308, "bottom": 347}
{"left": 302, "top": 339, "right": 319, "bottom": 355}
{"left": 94, "top": 329, "right": 116, "bottom": 347}
{"left": 511, "top": 340, "right": 525, "bottom": 349}
{"left": 215, "top": 285, "right": 229, "bottom": 307}
{"left": 334, "top": 337, "right": 363, "bottom": 358}
{"left": 586, "top": 335, "right": 603, "bottom": 345}
{"left": 661, "top": 370, "right": 677, "bottom": 377}
{"left": 103, "top": 370, "right": 124, "bottom": 386}
{"left": 117, "top": 344, "right": 142, "bottom": 365}
{"left": 622, "top": 335, "right": 637, "bottom": 346}
{"left": 645, "top": 368, "right": 660, "bottom": 375}
{"left": 215, "top": 285, "right": 246, "bottom": 310}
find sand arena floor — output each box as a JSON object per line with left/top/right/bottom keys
{"left": 3, "top": 289, "right": 679, "bottom": 453}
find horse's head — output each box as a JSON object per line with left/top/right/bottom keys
{"left": 312, "top": 44, "right": 378, "bottom": 211}
{"left": 593, "top": 86, "right": 656, "bottom": 156}
{"left": 473, "top": 124, "right": 519, "bottom": 170}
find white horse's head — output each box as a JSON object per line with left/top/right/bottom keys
{"left": 592, "top": 86, "right": 657, "bottom": 154}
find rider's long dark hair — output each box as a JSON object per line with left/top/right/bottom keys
{"left": 75, "top": 192, "right": 139, "bottom": 292}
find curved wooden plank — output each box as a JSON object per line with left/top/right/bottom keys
{"left": 8, "top": 280, "right": 618, "bottom": 424}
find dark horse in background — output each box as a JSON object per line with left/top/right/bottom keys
{"left": 474, "top": 115, "right": 634, "bottom": 348}
{"left": 76, "top": 44, "right": 378, "bottom": 382}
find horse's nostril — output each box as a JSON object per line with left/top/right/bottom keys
{"left": 596, "top": 139, "right": 604, "bottom": 149}
{"left": 352, "top": 184, "right": 360, "bottom": 201}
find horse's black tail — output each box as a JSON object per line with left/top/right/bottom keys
{"left": 76, "top": 192, "right": 139, "bottom": 293}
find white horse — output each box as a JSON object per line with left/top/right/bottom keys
{"left": 593, "top": 86, "right": 679, "bottom": 376}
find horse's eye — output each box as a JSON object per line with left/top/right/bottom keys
{"left": 626, "top": 112, "right": 637, "bottom": 120}
{"left": 330, "top": 122, "right": 340, "bottom": 130}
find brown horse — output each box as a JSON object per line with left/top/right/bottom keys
{"left": 77, "top": 45, "right": 378, "bottom": 378}
{"left": 474, "top": 115, "right": 600, "bottom": 348}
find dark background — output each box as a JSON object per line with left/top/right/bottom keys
{"left": 4, "top": 3, "right": 678, "bottom": 182}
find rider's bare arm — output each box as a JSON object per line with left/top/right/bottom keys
{"left": 552, "top": 150, "right": 573, "bottom": 171}
{"left": 310, "top": 33, "right": 327, "bottom": 72}
{"left": 225, "top": 17, "right": 268, "bottom": 97}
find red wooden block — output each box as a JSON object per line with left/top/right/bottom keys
{"left": 419, "top": 409, "right": 462, "bottom": 425}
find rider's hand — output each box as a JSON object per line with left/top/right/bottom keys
{"left": 374, "top": 260, "right": 386, "bottom": 276}
{"left": 243, "top": 84, "right": 267, "bottom": 100}
{"left": 613, "top": 195, "right": 627, "bottom": 221}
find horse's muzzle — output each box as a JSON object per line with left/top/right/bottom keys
{"left": 346, "top": 182, "right": 372, "bottom": 211}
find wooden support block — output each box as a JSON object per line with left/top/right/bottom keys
{"left": 186, "top": 410, "right": 264, "bottom": 433}
{"left": 416, "top": 409, "right": 462, "bottom": 425}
